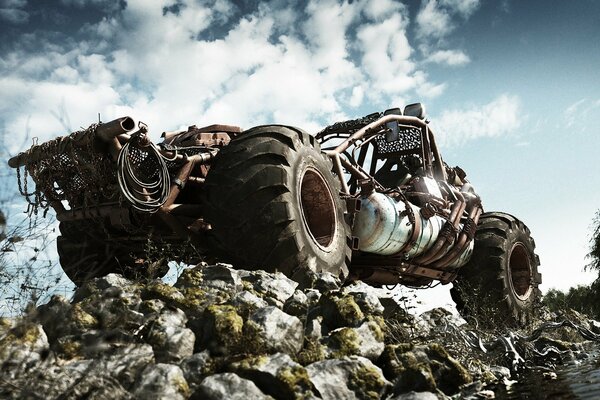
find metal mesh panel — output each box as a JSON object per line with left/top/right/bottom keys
{"left": 374, "top": 126, "right": 422, "bottom": 155}
{"left": 22, "top": 126, "right": 119, "bottom": 209}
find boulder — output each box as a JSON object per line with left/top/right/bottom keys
{"left": 0, "top": 321, "right": 49, "bottom": 378}
{"left": 180, "top": 350, "right": 216, "bottom": 391}
{"left": 322, "top": 321, "right": 385, "bottom": 360}
{"left": 133, "top": 363, "right": 190, "bottom": 400}
{"left": 240, "top": 270, "right": 298, "bottom": 307}
{"left": 193, "top": 372, "right": 273, "bottom": 400}
{"left": 246, "top": 306, "right": 303, "bottom": 354}
{"left": 306, "top": 356, "right": 391, "bottom": 400}
{"left": 144, "top": 307, "right": 195, "bottom": 363}
{"left": 318, "top": 292, "right": 365, "bottom": 330}
{"left": 229, "top": 353, "right": 315, "bottom": 400}
{"left": 197, "top": 304, "right": 244, "bottom": 354}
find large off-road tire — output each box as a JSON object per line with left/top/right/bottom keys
{"left": 450, "top": 212, "right": 542, "bottom": 327}
{"left": 203, "top": 125, "right": 351, "bottom": 281}
{"left": 57, "top": 221, "right": 168, "bottom": 286}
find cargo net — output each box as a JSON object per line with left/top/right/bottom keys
{"left": 374, "top": 126, "right": 422, "bottom": 155}
{"left": 17, "top": 124, "right": 118, "bottom": 214}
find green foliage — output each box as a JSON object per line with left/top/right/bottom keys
{"left": 543, "top": 280, "right": 600, "bottom": 319}
{"left": 587, "top": 210, "right": 600, "bottom": 272}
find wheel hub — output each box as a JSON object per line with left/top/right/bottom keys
{"left": 299, "top": 168, "right": 337, "bottom": 249}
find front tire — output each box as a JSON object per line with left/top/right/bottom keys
{"left": 450, "top": 212, "right": 542, "bottom": 327}
{"left": 203, "top": 125, "right": 351, "bottom": 280}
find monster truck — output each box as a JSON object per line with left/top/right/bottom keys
{"left": 8, "top": 103, "right": 541, "bottom": 325}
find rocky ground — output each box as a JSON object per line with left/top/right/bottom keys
{"left": 1, "top": 263, "right": 599, "bottom": 399}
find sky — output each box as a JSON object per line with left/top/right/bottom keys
{"left": 0, "top": 0, "right": 599, "bottom": 309}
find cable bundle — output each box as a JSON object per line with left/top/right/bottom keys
{"left": 117, "top": 140, "right": 171, "bottom": 212}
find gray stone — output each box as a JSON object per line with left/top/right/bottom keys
{"left": 304, "top": 289, "right": 322, "bottom": 307}
{"left": 73, "top": 273, "right": 138, "bottom": 303}
{"left": 283, "top": 289, "right": 309, "bottom": 318}
{"left": 322, "top": 321, "right": 385, "bottom": 361}
{"left": 194, "top": 372, "right": 273, "bottom": 400}
{"left": 241, "top": 270, "right": 298, "bottom": 307}
{"left": 91, "top": 343, "right": 155, "bottom": 387}
{"left": 200, "top": 264, "right": 243, "bottom": 292}
{"left": 349, "top": 291, "right": 385, "bottom": 315}
{"left": 230, "top": 353, "right": 315, "bottom": 400}
{"left": 230, "top": 290, "right": 269, "bottom": 313}
{"left": 305, "top": 315, "right": 324, "bottom": 341}
{"left": 387, "top": 392, "right": 442, "bottom": 400}
{"left": 0, "top": 322, "right": 49, "bottom": 378}
{"left": 247, "top": 306, "right": 303, "bottom": 354}
{"left": 133, "top": 363, "right": 190, "bottom": 400}
{"left": 306, "top": 356, "right": 391, "bottom": 400}
{"left": 180, "top": 350, "right": 215, "bottom": 391}
{"left": 145, "top": 308, "right": 195, "bottom": 363}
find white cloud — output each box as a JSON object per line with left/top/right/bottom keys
{"left": 1, "top": 0, "right": 480, "bottom": 153}
{"left": 564, "top": 98, "right": 600, "bottom": 129}
{"left": 415, "top": 0, "right": 480, "bottom": 68}
{"left": 432, "top": 94, "right": 522, "bottom": 147}
{"left": 425, "top": 49, "right": 470, "bottom": 66}
{"left": 416, "top": 0, "right": 454, "bottom": 40}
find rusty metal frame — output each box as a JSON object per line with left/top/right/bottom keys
{"left": 318, "top": 114, "right": 481, "bottom": 285}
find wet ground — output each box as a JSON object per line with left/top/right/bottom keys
{"left": 494, "top": 349, "right": 600, "bottom": 399}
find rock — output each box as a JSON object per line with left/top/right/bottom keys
{"left": 200, "top": 264, "right": 243, "bottom": 292}
{"left": 318, "top": 292, "right": 365, "bottom": 330}
{"left": 230, "top": 353, "right": 315, "bottom": 400}
{"left": 240, "top": 270, "right": 298, "bottom": 307}
{"left": 141, "top": 281, "right": 186, "bottom": 307}
{"left": 133, "top": 363, "right": 190, "bottom": 400}
{"left": 98, "top": 343, "right": 156, "bottom": 388}
{"left": 283, "top": 289, "right": 309, "bottom": 318}
{"left": 198, "top": 304, "right": 244, "bottom": 354}
{"left": 348, "top": 291, "right": 385, "bottom": 316}
{"left": 304, "top": 289, "right": 322, "bottom": 308}
{"left": 306, "top": 356, "right": 391, "bottom": 400}
{"left": 72, "top": 273, "right": 139, "bottom": 303}
{"left": 387, "top": 392, "right": 442, "bottom": 400}
{"left": 323, "top": 321, "right": 385, "bottom": 360}
{"left": 144, "top": 308, "right": 195, "bottom": 363}
{"left": 381, "top": 343, "right": 471, "bottom": 396}
{"left": 246, "top": 306, "right": 303, "bottom": 354}
{"left": 305, "top": 315, "right": 324, "bottom": 341}
{"left": 180, "top": 350, "right": 216, "bottom": 391}
{"left": 3, "top": 360, "right": 134, "bottom": 400}
{"left": 294, "top": 269, "right": 341, "bottom": 292}
{"left": 193, "top": 372, "right": 273, "bottom": 400}
{"left": 0, "top": 321, "right": 49, "bottom": 378}
{"left": 229, "top": 290, "right": 270, "bottom": 319}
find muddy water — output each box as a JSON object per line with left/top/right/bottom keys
{"left": 494, "top": 350, "right": 600, "bottom": 399}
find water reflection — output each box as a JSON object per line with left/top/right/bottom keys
{"left": 494, "top": 350, "right": 600, "bottom": 399}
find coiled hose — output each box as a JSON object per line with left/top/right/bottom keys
{"left": 117, "top": 140, "right": 171, "bottom": 213}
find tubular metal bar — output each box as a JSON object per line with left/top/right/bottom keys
{"left": 327, "top": 115, "right": 427, "bottom": 155}
{"left": 432, "top": 205, "right": 482, "bottom": 269}
{"left": 8, "top": 116, "right": 135, "bottom": 168}
{"left": 96, "top": 116, "right": 136, "bottom": 142}
{"left": 413, "top": 190, "right": 466, "bottom": 265}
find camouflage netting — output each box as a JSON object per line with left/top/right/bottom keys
{"left": 17, "top": 124, "right": 118, "bottom": 213}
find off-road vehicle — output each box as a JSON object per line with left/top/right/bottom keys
{"left": 9, "top": 103, "right": 542, "bottom": 324}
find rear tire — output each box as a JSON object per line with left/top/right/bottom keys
{"left": 57, "top": 222, "right": 168, "bottom": 286}
{"left": 203, "top": 125, "right": 351, "bottom": 280}
{"left": 450, "top": 212, "right": 542, "bottom": 327}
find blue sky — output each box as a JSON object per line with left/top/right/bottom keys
{"left": 1, "top": 0, "right": 599, "bottom": 304}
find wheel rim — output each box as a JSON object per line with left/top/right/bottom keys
{"left": 509, "top": 242, "right": 533, "bottom": 300}
{"left": 299, "top": 167, "right": 337, "bottom": 249}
